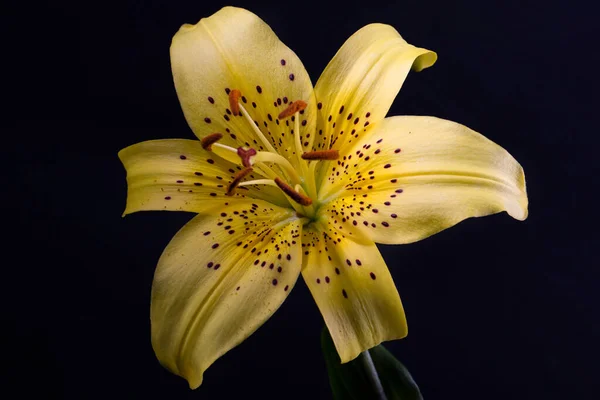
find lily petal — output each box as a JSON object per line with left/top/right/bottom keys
{"left": 171, "top": 6, "right": 317, "bottom": 159}
{"left": 118, "top": 139, "right": 288, "bottom": 215}
{"left": 319, "top": 116, "right": 528, "bottom": 244}
{"left": 313, "top": 24, "right": 436, "bottom": 155}
{"left": 301, "top": 224, "right": 406, "bottom": 363}
{"left": 151, "top": 199, "right": 303, "bottom": 388}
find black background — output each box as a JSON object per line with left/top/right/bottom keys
{"left": 6, "top": 0, "right": 599, "bottom": 399}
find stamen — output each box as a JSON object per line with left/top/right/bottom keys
{"left": 275, "top": 177, "right": 313, "bottom": 206}
{"left": 278, "top": 100, "right": 307, "bottom": 119}
{"left": 201, "top": 133, "right": 223, "bottom": 151}
{"left": 239, "top": 179, "right": 278, "bottom": 188}
{"left": 238, "top": 103, "right": 278, "bottom": 153}
{"left": 301, "top": 150, "right": 339, "bottom": 160}
{"left": 237, "top": 147, "right": 257, "bottom": 167}
{"left": 254, "top": 151, "right": 302, "bottom": 184}
{"left": 229, "top": 89, "right": 242, "bottom": 116}
{"left": 226, "top": 167, "right": 253, "bottom": 195}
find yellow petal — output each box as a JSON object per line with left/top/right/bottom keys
{"left": 171, "top": 6, "right": 317, "bottom": 159}
{"left": 118, "top": 139, "right": 288, "bottom": 215}
{"left": 151, "top": 199, "right": 303, "bottom": 388}
{"left": 318, "top": 116, "right": 528, "bottom": 245}
{"left": 301, "top": 224, "right": 406, "bottom": 363}
{"left": 312, "top": 23, "right": 436, "bottom": 155}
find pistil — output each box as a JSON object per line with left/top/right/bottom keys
{"left": 253, "top": 151, "right": 302, "bottom": 184}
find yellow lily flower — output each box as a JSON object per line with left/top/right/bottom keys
{"left": 119, "top": 6, "right": 528, "bottom": 389}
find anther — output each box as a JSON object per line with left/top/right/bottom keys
{"left": 301, "top": 150, "right": 339, "bottom": 160}
{"left": 229, "top": 89, "right": 242, "bottom": 116}
{"left": 278, "top": 100, "right": 307, "bottom": 119}
{"left": 274, "top": 177, "right": 312, "bottom": 206}
{"left": 227, "top": 167, "right": 253, "bottom": 195}
{"left": 237, "top": 147, "right": 257, "bottom": 167}
{"left": 201, "top": 133, "right": 223, "bottom": 151}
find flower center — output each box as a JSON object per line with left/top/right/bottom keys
{"left": 202, "top": 89, "right": 340, "bottom": 220}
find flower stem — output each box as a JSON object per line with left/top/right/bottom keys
{"left": 360, "top": 349, "right": 388, "bottom": 400}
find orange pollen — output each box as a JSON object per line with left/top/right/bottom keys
{"left": 274, "top": 177, "right": 312, "bottom": 206}
{"left": 201, "top": 133, "right": 223, "bottom": 151}
{"left": 301, "top": 149, "right": 339, "bottom": 160}
{"left": 237, "top": 147, "right": 257, "bottom": 167}
{"left": 278, "top": 100, "right": 307, "bottom": 119}
{"left": 229, "top": 89, "right": 242, "bottom": 116}
{"left": 227, "top": 167, "right": 253, "bottom": 196}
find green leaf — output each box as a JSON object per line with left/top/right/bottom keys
{"left": 321, "top": 327, "right": 423, "bottom": 400}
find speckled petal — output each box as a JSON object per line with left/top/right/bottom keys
{"left": 151, "top": 199, "right": 303, "bottom": 389}
{"left": 301, "top": 224, "right": 406, "bottom": 363}
{"left": 319, "top": 116, "right": 528, "bottom": 244}
{"left": 312, "top": 23, "right": 436, "bottom": 156}
{"left": 118, "top": 139, "right": 288, "bottom": 215}
{"left": 171, "top": 6, "right": 317, "bottom": 160}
